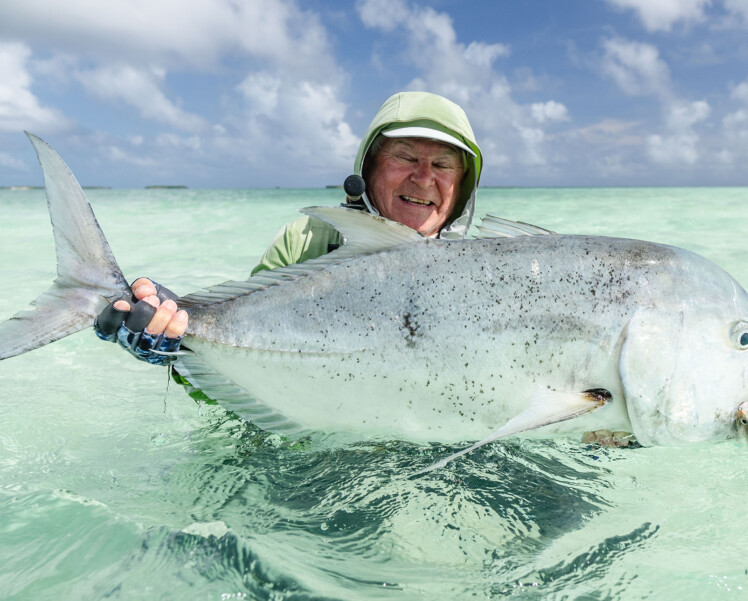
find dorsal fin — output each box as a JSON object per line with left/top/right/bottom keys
{"left": 179, "top": 206, "right": 424, "bottom": 309}
{"left": 476, "top": 215, "right": 556, "bottom": 238}
{"left": 300, "top": 206, "right": 424, "bottom": 254}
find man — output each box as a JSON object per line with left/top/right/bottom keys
{"left": 97, "top": 91, "right": 483, "bottom": 363}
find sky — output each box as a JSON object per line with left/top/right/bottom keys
{"left": 2, "top": 0, "right": 748, "bottom": 188}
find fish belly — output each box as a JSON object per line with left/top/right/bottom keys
{"left": 185, "top": 335, "right": 633, "bottom": 442}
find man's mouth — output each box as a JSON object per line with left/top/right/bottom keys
{"left": 400, "top": 195, "right": 434, "bottom": 206}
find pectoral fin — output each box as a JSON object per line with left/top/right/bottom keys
{"left": 413, "top": 388, "right": 611, "bottom": 475}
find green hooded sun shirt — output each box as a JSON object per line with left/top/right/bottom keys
{"left": 251, "top": 91, "right": 483, "bottom": 275}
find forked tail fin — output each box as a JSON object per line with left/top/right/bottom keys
{"left": 0, "top": 133, "right": 130, "bottom": 360}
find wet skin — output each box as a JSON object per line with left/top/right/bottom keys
{"left": 367, "top": 137, "right": 464, "bottom": 238}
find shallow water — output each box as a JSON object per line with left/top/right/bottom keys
{"left": 2, "top": 186, "right": 748, "bottom": 599}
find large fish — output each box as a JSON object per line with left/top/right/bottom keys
{"left": 2, "top": 134, "right": 748, "bottom": 457}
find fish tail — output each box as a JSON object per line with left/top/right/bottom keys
{"left": 0, "top": 133, "right": 130, "bottom": 360}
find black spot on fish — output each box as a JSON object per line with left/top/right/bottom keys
{"left": 402, "top": 312, "right": 420, "bottom": 348}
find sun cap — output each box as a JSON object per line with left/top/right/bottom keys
{"left": 381, "top": 125, "right": 477, "bottom": 157}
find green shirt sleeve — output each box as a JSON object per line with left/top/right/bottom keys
{"left": 250, "top": 216, "right": 343, "bottom": 275}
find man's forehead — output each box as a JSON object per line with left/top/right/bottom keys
{"left": 384, "top": 136, "right": 462, "bottom": 157}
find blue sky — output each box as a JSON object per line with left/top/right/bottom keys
{"left": 2, "top": 0, "right": 748, "bottom": 188}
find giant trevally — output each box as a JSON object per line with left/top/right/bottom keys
{"left": 2, "top": 134, "right": 748, "bottom": 458}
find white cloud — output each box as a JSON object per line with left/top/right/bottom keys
{"left": 0, "top": 0, "right": 339, "bottom": 79}
{"left": 0, "top": 42, "right": 69, "bottom": 133}
{"left": 464, "top": 42, "right": 511, "bottom": 66}
{"left": 722, "top": 77, "right": 748, "bottom": 160}
{"left": 731, "top": 81, "right": 748, "bottom": 102}
{"left": 645, "top": 100, "right": 709, "bottom": 164}
{"left": 237, "top": 72, "right": 283, "bottom": 116}
{"left": 0, "top": 151, "right": 28, "bottom": 170}
{"left": 236, "top": 74, "right": 358, "bottom": 172}
{"left": 576, "top": 119, "right": 643, "bottom": 146}
{"left": 723, "top": 0, "right": 748, "bottom": 24}
{"left": 601, "top": 37, "right": 712, "bottom": 166}
{"left": 76, "top": 65, "right": 207, "bottom": 132}
{"left": 605, "top": 0, "right": 711, "bottom": 32}
{"left": 601, "top": 38, "right": 671, "bottom": 99}
{"left": 646, "top": 133, "right": 700, "bottom": 164}
{"left": 531, "top": 101, "right": 569, "bottom": 123}
{"left": 665, "top": 100, "right": 710, "bottom": 130}
{"left": 356, "top": 0, "right": 411, "bottom": 31}
{"left": 723, "top": 108, "right": 748, "bottom": 130}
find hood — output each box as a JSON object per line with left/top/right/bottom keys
{"left": 354, "top": 92, "right": 483, "bottom": 240}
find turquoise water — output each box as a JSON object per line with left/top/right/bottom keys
{"left": 2, "top": 186, "right": 748, "bottom": 599}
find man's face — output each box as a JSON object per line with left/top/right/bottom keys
{"left": 367, "top": 137, "right": 465, "bottom": 237}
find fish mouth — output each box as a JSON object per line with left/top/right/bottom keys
{"left": 735, "top": 401, "right": 748, "bottom": 437}
{"left": 400, "top": 195, "right": 435, "bottom": 207}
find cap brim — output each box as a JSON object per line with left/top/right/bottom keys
{"left": 382, "top": 127, "right": 476, "bottom": 157}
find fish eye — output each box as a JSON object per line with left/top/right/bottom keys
{"left": 730, "top": 322, "right": 748, "bottom": 349}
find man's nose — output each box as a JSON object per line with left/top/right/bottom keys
{"left": 410, "top": 160, "right": 434, "bottom": 186}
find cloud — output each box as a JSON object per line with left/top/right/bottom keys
{"left": 576, "top": 119, "right": 643, "bottom": 146}
{"left": 721, "top": 76, "right": 748, "bottom": 162}
{"left": 0, "top": 0, "right": 338, "bottom": 77}
{"left": 601, "top": 38, "right": 671, "bottom": 99}
{"left": 76, "top": 65, "right": 208, "bottom": 132}
{"left": 646, "top": 132, "right": 700, "bottom": 164}
{"left": 0, "top": 42, "right": 70, "bottom": 133}
{"left": 236, "top": 73, "right": 358, "bottom": 174}
{"left": 464, "top": 41, "right": 511, "bottom": 66}
{"left": 604, "top": 0, "right": 711, "bottom": 32}
{"left": 0, "top": 151, "right": 28, "bottom": 171}
{"left": 665, "top": 99, "right": 710, "bottom": 130}
{"left": 0, "top": 0, "right": 346, "bottom": 127}
{"left": 731, "top": 80, "right": 748, "bottom": 102}
{"left": 723, "top": 0, "right": 748, "bottom": 24}
{"left": 601, "top": 37, "right": 711, "bottom": 166}
{"left": 646, "top": 100, "right": 710, "bottom": 165}
{"left": 356, "top": 0, "right": 411, "bottom": 30}
{"left": 531, "top": 101, "right": 569, "bottom": 123}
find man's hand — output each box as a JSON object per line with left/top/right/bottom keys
{"left": 95, "top": 278, "right": 189, "bottom": 365}
{"left": 114, "top": 278, "right": 188, "bottom": 338}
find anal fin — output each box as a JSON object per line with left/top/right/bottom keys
{"left": 174, "top": 351, "right": 309, "bottom": 436}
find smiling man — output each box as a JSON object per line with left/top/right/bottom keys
{"left": 251, "top": 91, "right": 482, "bottom": 274}
{"left": 96, "top": 91, "right": 483, "bottom": 362}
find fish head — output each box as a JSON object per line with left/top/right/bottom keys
{"left": 620, "top": 303, "right": 748, "bottom": 446}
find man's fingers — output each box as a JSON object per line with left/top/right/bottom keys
{"left": 142, "top": 295, "right": 160, "bottom": 308}
{"left": 165, "top": 310, "right": 189, "bottom": 338}
{"left": 113, "top": 299, "right": 131, "bottom": 311}
{"left": 132, "top": 278, "right": 157, "bottom": 301}
{"left": 145, "top": 299, "right": 176, "bottom": 335}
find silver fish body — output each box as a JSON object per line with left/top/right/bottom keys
{"left": 183, "top": 231, "right": 748, "bottom": 445}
